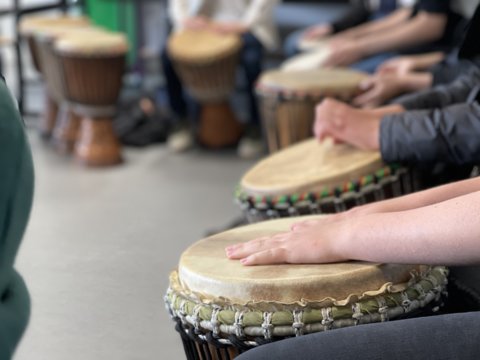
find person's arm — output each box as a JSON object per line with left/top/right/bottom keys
{"left": 334, "top": 8, "right": 412, "bottom": 40}
{"left": 226, "top": 189, "right": 480, "bottom": 266}
{"left": 394, "top": 68, "right": 480, "bottom": 110}
{"left": 378, "top": 52, "right": 445, "bottom": 75}
{"left": 353, "top": 72, "right": 433, "bottom": 108}
{"left": 354, "top": 11, "right": 447, "bottom": 57}
{"left": 381, "top": 102, "right": 480, "bottom": 165}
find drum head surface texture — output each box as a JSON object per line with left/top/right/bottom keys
{"left": 258, "top": 69, "right": 366, "bottom": 96}
{"left": 240, "top": 138, "right": 383, "bottom": 197}
{"left": 177, "top": 216, "right": 425, "bottom": 307}
{"left": 168, "top": 30, "right": 241, "bottom": 63}
{"left": 19, "top": 16, "right": 90, "bottom": 36}
{"left": 55, "top": 32, "right": 129, "bottom": 55}
{"left": 281, "top": 46, "right": 332, "bottom": 72}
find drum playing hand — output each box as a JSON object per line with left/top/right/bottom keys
{"left": 211, "top": 22, "right": 248, "bottom": 35}
{"left": 183, "top": 16, "right": 209, "bottom": 30}
{"left": 323, "top": 40, "right": 364, "bottom": 67}
{"left": 225, "top": 218, "right": 349, "bottom": 265}
{"left": 353, "top": 75, "right": 406, "bottom": 108}
{"left": 377, "top": 57, "right": 416, "bottom": 76}
{"left": 302, "top": 24, "right": 333, "bottom": 40}
{"left": 313, "top": 98, "right": 381, "bottom": 150}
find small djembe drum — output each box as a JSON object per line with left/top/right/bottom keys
{"left": 19, "top": 15, "right": 90, "bottom": 138}
{"left": 55, "top": 32, "right": 128, "bottom": 166}
{"left": 165, "top": 217, "right": 448, "bottom": 359}
{"left": 256, "top": 69, "right": 366, "bottom": 153}
{"left": 236, "top": 139, "right": 417, "bottom": 223}
{"left": 168, "top": 30, "right": 244, "bottom": 148}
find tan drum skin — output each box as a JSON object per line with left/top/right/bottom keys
{"left": 240, "top": 138, "right": 383, "bottom": 198}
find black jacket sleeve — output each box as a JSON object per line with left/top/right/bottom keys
{"left": 331, "top": 2, "right": 370, "bottom": 33}
{"left": 380, "top": 102, "right": 480, "bottom": 165}
{"left": 394, "top": 68, "right": 480, "bottom": 110}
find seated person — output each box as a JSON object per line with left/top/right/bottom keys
{"left": 0, "top": 76, "right": 34, "bottom": 358}
{"left": 161, "top": 0, "right": 278, "bottom": 157}
{"left": 227, "top": 171, "right": 480, "bottom": 360}
{"left": 285, "top": 0, "right": 465, "bottom": 73}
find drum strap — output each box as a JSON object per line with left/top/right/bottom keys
{"left": 69, "top": 102, "right": 117, "bottom": 118}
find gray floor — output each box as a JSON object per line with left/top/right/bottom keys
{"left": 13, "top": 128, "right": 256, "bottom": 360}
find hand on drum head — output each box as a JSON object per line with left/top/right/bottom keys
{"left": 313, "top": 98, "right": 381, "bottom": 150}
{"left": 322, "top": 39, "right": 364, "bottom": 68}
{"left": 377, "top": 56, "right": 417, "bottom": 76}
{"left": 183, "top": 16, "right": 210, "bottom": 30}
{"left": 225, "top": 217, "right": 349, "bottom": 266}
{"left": 301, "top": 24, "right": 333, "bottom": 41}
{"left": 353, "top": 75, "right": 408, "bottom": 108}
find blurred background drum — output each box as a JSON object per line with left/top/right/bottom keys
{"left": 236, "top": 139, "right": 416, "bottom": 222}
{"left": 55, "top": 32, "right": 129, "bottom": 166}
{"left": 256, "top": 68, "right": 366, "bottom": 153}
{"left": 167, "top": 30, "right": 244, "bottom": 148}
{"left": 19, "top": 15, "right": 90, "bottom": 139}
{"left": 165, "top": 217, "right": 447, "bottom": 359}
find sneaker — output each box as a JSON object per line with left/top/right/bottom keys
{"left": 167, "top": 127, "right": 194, "bottom": 152}
{"left": 237, "top": 136, "right": 265, "bottom": 159}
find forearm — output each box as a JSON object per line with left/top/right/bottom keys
{"left": 410, "top": 52, "right": 445, "bottom": 71}
{"left": 357, "top": 13, "right": 446, "bottom": 56}
{"left": 351, "top": 177, "right": 480, "bottom": 215}
{"left": 399, "top": 72, "right": 433, "bottom": 92}
{"left": 336, "top": 9, "right": 411, "bottom": 40}
{"left": 340, "top": 191, "right": 480, "bottom": 265}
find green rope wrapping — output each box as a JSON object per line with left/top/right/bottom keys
{"left": 165, "top": 266, "right": 448, "bottom": 340}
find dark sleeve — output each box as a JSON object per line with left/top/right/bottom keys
{"left": 331, "top": 2, "right": 370, "bottom": 33}
{"left": 430, "top": 59, "right": 477, "bottom": 86}
{"left": 415, "top": 0, "right": 450, "bottom": 14}
{"left": 394, "top": 69, "right": 480, "bottom": 110}
{"left": 380, "top": 102, "right": 480, "bottom": 165}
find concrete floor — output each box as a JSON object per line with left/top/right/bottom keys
{"left": 14, "top": 130, "right": 256, "bottom": 360}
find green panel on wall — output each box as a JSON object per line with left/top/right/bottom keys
{"left": 84, "top": 0, "right": 137, "bottom": 64}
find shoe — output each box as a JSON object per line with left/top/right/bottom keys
{"left": 167, "top": 127, "right": 194, "bottom": 152}
{"left": 237, "top": 136, "right": 265, "bottom": 159}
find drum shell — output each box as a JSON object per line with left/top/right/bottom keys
{"left": 170, "top": 51, "right": 240, "bottom": 103}
{"left": 26, "top": 36, "right": 43, "bottom": 74}
{"left": 37, "top": 38, "right": 67, "bottom": 102}
{"left": 58, "top": 53, "right": 126, "bottom": 107}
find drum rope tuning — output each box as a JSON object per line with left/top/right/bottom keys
{"left": 165, "top": 266, "right": 448, "bottom": 346}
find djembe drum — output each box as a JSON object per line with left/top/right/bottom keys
{"left": 256, "top": 69, "right": 366, "bottom": 153}
{"left": 236, "top": 139, "right": 417, "bottom": 223}
{"left": 165, "top": 217, "right": 448, "bottom": 359}
{"left": 19, "top": 15, "right": 90, "bottom": 138}
{"left": 167, "top": 30, "right": 244, "bottom": 148}
{"left": 34, "top": 26, "right": 100, "bottom": 153}
{"left": 55, "top": 32, "right": 128, "bottom": 166}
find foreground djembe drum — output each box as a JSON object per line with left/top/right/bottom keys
{"left": 256, "top": 69, "right": 366, "bottom": 153}
{"left": 165, "top": 217, "right": 448, "bottom": 359}
{"left": 236, "top": 139, "right": 417, "bottom": 222}
{"left": 19, "top": 15, "right": 90, "bottom": 138}
{"left": 168, "top": 30, "right": 244, "bottom": 148}
{"left": 55, "top": 32, "right": 128, "bottom": 166}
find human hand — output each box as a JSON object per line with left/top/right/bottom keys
{"left": 302, "top": 24, "right": 333, "bottom": 40}
{"left": 353, "top": 74, "right": 407, "bottom": 108}
{"left": 313, "top": 98, "right": 382, "bottom": 150}
{"left": 322, "top": 40, "right": 364, "bottom": 67}
{"left": 210, "top": 21, "right": 248, "bottom": 35}
{"left": 225, "top": 217, "right": 350, "bottom": 265}
{"left": 183, "top": 16, "right": 209, "bottom": 30}
{"left": 377, "top": 57, "right": 416, "bottom": 76}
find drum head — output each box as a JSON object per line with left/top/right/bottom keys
{"left": 167, "top": 30, "right": 241, "bottom": 63}
{"left": 19, "top": 15, "right": 90, "bottom": 36}
{"left": 258, "top": 69, "right": 366, "bottom": 96}
{"left": 55, "top": 31, "right": 129, "bottom": 55}
{"left": 240, "top": 138, "right": 383, "bottom": 198}
{"left": 281, "top": 47, "right": 332, "bottom": 72}
{"left": 177, "top": 216, "right": 425, "bottom": 306}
